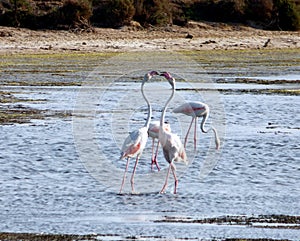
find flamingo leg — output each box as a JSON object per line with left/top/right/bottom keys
{"left": 160, "top": 164, "right": 172, "bottom": 193}
{"left": 151, "top": 138, "right": 155, "bottom": 171}
{"left": 170, "top": 163, "right": 178, "bottom": 194}
{"left": 119, "top": 157, "right": 130, "bottom": 194}
{"left": 184, "top": 117, "right": 195, "bottom": 148}
{"left": 212, "top": 126, "right": 220, "bottom": 150}
{"left": 130, "top": 155, "right": 140, "bottom": 194}
{"left": 153, "top": 141, "right": 161, "bottom": 171}
{"left": 193, "top": 117, "right": 198, "bottom": 151}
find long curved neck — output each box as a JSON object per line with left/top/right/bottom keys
{"left": 160, "top": 82, "right": 175, "bottom": 127}
{"left": 141, "top": 81, "right": 152, "bottom": 128}
{"left": 200, "top": 112, "right": 209, "bottom": 133}
{"left": 200, "top": 110, "right": 220, "bottom": 149}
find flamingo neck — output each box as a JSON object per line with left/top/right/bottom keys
{"left": 200, "top": 112, "right": 209, "bottom": 133}
{"left": 160, "top": 82, "right": 175, "bottom": 129}
{"left": 141, "top": 82, "right": 152, "bottom": 128}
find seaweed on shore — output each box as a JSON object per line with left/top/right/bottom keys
{"left": 155, "top": 214, "right": 300, "bottom": 229}
{"left": 0, "top": 91, "right": 72, "bottom": 125}
{"left": 0, "top": 232, "right": 293, "bottom": 241}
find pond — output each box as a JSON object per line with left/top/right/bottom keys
{"left": 0, "top": 50, "right": 299, "bottom": 240}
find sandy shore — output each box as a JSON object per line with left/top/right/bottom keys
{"left": 0, "top": 21, "right": 299, "bottom": 54}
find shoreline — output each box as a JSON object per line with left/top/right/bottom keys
{"left": 0, "top": 232, "right": 295, "bottom": 241}
{"left": 1, "top": 215, "right": 299, "bottom": 240}
{"left": 0, "top": 22, "right": 299, "bottom": 54}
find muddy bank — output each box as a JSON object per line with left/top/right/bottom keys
{"left": 0, "top": 215, "right": 298, "bottom": 240}
{"left": 0, "top": 22, "right": 299, "bottom": 54}
{"left": 156, "top": 215, "right": 300, "bottom": 230}
{"left": 0, "top": 233, "right": 293, "bottom": 241}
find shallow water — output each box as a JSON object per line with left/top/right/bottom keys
{"left": 0, "top": 50, "right": 299, "bottom": 240}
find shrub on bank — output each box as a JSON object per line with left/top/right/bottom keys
{"left": 0, "top": 0, "right": 299, "bottom": 31}
{"left": 272, "top": 0, "right": 300, "bottom": 30}
{"left": 92, "top": 0, "right": 135, "bottom": 27}
{"left": 133, "top": 0, "right": 172, "bottom": 27}
{"left": 186, "top": 0, "right": 299, "bottom": 30}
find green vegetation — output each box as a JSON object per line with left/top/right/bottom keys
{"left": 0, "top": 0, "right": 299, "bottom": 30}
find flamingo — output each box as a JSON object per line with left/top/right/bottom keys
{"left": 148, "top": 120, "right": 171, "bottom": 171}
{"left": 173, "top": 101, "right": 220, "bottom": 150}
{"left": 159, "top": 72, "right": 188, "bottom": 194}
{"left": 119, "top": 70, "right": 159, "bottom": 194}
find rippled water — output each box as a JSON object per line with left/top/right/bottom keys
{"left": 0, "top": 50, "right": 299, "bottom": 240}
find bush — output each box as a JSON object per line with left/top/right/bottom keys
{"left": 272, "top": 0, "right": 300, "bottom": 30}
{"left": 0, "top": 0, "right": 36, "bottom": 27}
{"left": 59, "top": 0, "right": 92, "bottom": 27}
{"left": 246, "top": 0, "right": 273, "bottom": 23}
{"left": 92, "top": 0, "right": 135, "bottom": 28}
{"left": 188, "top": 0, "right": 246, "bottom": 23}
{"left": 133, "top": 0, "right": 172, "bottom": 26}
{"left": 0, "top": 0, "right": 93, "bottom": 30}
{"left": 0, "top": 0, "right": 299, "bottom": 31}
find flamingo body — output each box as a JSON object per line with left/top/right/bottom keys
{"left": 173, "top": 102, "right": 208, "bottom": 118}
{"left": 120, "top": 127, "right": 148, "bottom": 159}
{"left": 159, "top": 130, "right": 187, "bottom": 165}
{"left": 148, "top": 121, "right": 171, "bottom": 171}
{"left": 119, "top": 71, "right": 159, "bottom": 194}
{"left": 173, "top": 101, "right": 220, "bottom": 150}
{"left": 159, "top": 72, "right": 188, "bottom": 194}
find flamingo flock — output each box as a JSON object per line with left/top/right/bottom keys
{"left": 118, "top": 71, "right": 220, "bottom": 194}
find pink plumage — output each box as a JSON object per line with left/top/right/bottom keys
{"left": 148, "top": 121, "right": 171, "bottom": 171}
{"left": 119, "top": 71, "right": 159, "bottom": 194}
{"left": 173, "top": 101, "right": 220, "bottom": 150}
{"left": 159, "top": 72, "right": 188, "bottom": 194}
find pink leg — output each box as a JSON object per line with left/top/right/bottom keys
{"left": 130, "top": 155, "right": 140, "bottom": 193}
{"left": 160, "top": 164, "right": 171, "bottom": 193}
{"left": 193, "top": 117, "right": 198, "bottom": 151}
{"left": 151, "top": 138, "right": 155, "bottom": 171}
{"left": 184, "top": 117, "right": 195, "bottom": 148}
{"left": 119, "top": 157, "right": 130, "bottom": 194}
{"left": 170, "top": 163, "right": 178, "bottom": 194}
{"left": 153, "top": 141, "right": 161, "bottom": 171}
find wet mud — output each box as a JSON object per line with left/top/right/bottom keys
{"left": 156, "top": 215, "right": 300, "bottom": 229}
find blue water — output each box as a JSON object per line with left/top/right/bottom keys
{"left": 0, "top": 51, "right": 299, "bottom": 240}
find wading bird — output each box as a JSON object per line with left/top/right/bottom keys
{"left": 148, "top": 120, "right": 171, "bottom": 171}
{"left": 119, "top": 71, "right": 159, "bottom": 194}
{"left": 173, "top": 101, "right": 220, "bottom": 150}
{"left": 159, "top": 72, "right": 188, "bottom": 194}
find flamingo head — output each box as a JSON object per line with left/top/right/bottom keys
{"left": 144, "top": 70, "right": 159, "bottom": 82}
{"left": 149, "top": 70, "right": 159, "bottom": 77}
{"left": 160, "top": 71, "right": 175, "bottom": 88}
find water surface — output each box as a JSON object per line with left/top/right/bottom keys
{"left": 0, "top": 50, "right": 299, "bottom": 240}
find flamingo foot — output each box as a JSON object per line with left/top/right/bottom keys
{"left": 131, "top": 191, "right": 140, "bottom": 195}
{"left": 160, "top": 188, "right": 166, "bottom": 194}
{"left": 160, "top": 183, "right": 168, "bottom": 194}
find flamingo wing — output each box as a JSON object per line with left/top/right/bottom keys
{"left": 148, "top": 121, "right": 160, "bottom": 139}
{"left": 120, "top": 127, "right": 148, "bottom": 159}
{"left": 170, "top": 133, "right": 188, "bottom": 164}
{"left": 173, "top": 101, "right": 208, "bottom": 117}
{"left": 160, "top": 131, "right": 188, "bottom": 165}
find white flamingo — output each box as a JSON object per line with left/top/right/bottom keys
{"left": 173, "top": 101, "right": 220, "bottom": 150}
{"left": 159, "top": 72, "right": 188, "bottom": 194}
{"left": 119, "top": 71, "right": 159, "bottom": 194}
{"left": 148, "top": 120, "right": 171, "bottom": 171}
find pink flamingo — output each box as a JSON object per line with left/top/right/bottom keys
{"left": 159, "top": 72, "right": 188, "bottom": 194}
{"left": 148, "top": 120, "right": 171, "bottom": 171}
{"left": 173, "top": 101, "right": 220, "bottom": 150}
{"left": 119, "top": 71, "right": 159, "bottom": 194}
